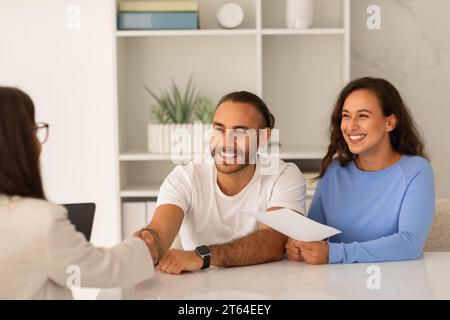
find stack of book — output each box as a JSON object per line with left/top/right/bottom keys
{"left": 122, "top": 200, "right": 182, "bottom": 249}
{"left": 122, "top": 201, "right": 155, "bottom": 239}
{"left": 118, "top": 1, "right": 199, "bottom": 30}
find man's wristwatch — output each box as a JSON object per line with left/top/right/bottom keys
{"left": 195, "top": 245, "right": 211, "bottom": 269}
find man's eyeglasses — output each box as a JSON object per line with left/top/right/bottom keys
{"left": 35, "top": 122, "right": 49, "bottom": 144}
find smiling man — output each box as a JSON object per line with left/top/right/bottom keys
{"left": 137, "top": 91, "right": 306, "bottom": 274}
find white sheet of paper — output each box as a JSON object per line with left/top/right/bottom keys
{"left": 243, "top": 208, "right": 341, "bottom": 241}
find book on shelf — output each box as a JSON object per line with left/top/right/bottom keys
{"left": 122, "top": 202, "right": 147, "bottom": 239}
{"left": 122, "top": 201, "right": 158, "bottom": 239}
{"left": 118, "top": 12, "right": 198, "bottom": 30}
{"left": 119, "top": 1, "right": 198, "bottom": 12}
{"left": 146, "top": 201, "right": 157, "bottom": 224}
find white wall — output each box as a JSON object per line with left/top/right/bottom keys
{"left": 0, "top": 0, "right": 120, "bottom": 246}
{"left": 351, "top": 0, "right": 450, "bottom": 198}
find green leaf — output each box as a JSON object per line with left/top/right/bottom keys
{"left": 144, "top": 75, "right": 211, "bottom": 124}
{"left": 194, "top": 96, "right": 215, "bottom": 123}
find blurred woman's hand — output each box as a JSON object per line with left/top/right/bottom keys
{"left": 297, "top": 241, "right": 329, "bottom": 265}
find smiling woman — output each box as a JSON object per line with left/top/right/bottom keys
{"left": 285, "top": 77, "right": 435, "bottom": 264}
{"left": 320, "top": 76, "right": 427, "bottom": 177}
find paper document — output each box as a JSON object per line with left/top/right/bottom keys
{"left": 243, "top": 208, "right": 341, "bottom": 241}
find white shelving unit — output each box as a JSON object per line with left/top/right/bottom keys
{"left": 116, "top": 0, "right": 350, "bottom": 205}
{"left": 261, "top": 28, "right": 345, "bottom": 35}
{"left": 120, "top": 183, "right": 161, "bottom": 198}
{"left": 116, "top": 29, "right": 258, "bottom": 37}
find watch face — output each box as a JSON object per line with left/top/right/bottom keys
{"left": 196, "top": 245, "right": 210, "bottom": 256}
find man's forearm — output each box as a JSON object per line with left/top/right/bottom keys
{"left": 209, "top": 229, "right": 287, "bottom": 267}
{"left": 143, "top": 204, "right": 184, "bottom": 259}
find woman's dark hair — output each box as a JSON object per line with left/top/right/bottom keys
{"left": 0, "top": 87, "right": 46, "bottom": 199}
{"left": 216, "top": 91, "right": 275, "bottom": 129}
{"left": 319, "top": 76, "right": 428, "bottom": 178}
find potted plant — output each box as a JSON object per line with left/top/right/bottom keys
{"left": 144, "top": 76, "right": 214, "bottom": 155}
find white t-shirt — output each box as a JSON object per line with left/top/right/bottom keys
{"left": 156, "top": 157, "right": 306, "bottom": 250}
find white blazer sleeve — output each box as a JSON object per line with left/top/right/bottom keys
{"left": 44, "top": 204, "right": 154, "bottom": 288}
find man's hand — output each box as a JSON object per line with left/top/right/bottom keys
{"left": 297, "top": 241, "right": 329, "bottom": 265}
{"left": 157, "top": 249, "right": 203, "bottom": 274}
{"left": 285, "top": 238, "right": 304, "bottom": 262}
{"left": 133, "top": 229, "right": 160, "bottom": 266}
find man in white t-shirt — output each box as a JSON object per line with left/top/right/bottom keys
{"left": 137, "top": 91, "right": 306, "bottom": 274}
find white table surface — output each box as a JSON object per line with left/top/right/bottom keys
{"left": 95, "top": 252, "right": 450, "bottom": 300}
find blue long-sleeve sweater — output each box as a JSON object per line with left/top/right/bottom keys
{"left": 308, "top": 155, "right": 435, "bottom": 264}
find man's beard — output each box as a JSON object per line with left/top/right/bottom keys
{"left": 210, "top": 146, "right": 256, "bottom": 174}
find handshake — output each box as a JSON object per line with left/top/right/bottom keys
{"left": 132, "top": 228, "right": 204, "bottom": 274}
{"left": 133, "top": 228, "right": 160, "bottom": 266}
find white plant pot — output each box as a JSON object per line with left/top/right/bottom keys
{"left": 286, "top": 0, "right": 314, "bottom": 29}
{"left": 147, "top": 123, "right": 212, "bottom": 160}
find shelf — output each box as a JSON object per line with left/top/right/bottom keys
{"left": 120, "top": 184, "right": 160, "bottom": 198}
{"left": 119, "top": 147, "right": 325, "bottom": 161}
{"left": 119, "top": 151, "right": 186, "bottom": 161}
{"left": 277, "top": 147, "right": 325, "bottom": 160}
{"left": 262, "top": 28, "right": 345, "bottom": 36}
{"left": 116, "top": 29, "right": 258, "bottom": 37}
{"left": 116, "top": 28, "right": 345, "bottom": 38}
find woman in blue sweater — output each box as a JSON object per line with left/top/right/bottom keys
{"left": 286, "top": 77, "right": 435, "bottom": 264}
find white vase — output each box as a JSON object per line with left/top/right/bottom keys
{"left": 216, "top": 2, "right": 244, "bottom": 29}
{"left": 286, "top": 0, "right": 314, "bottom": 29}
{"left": 147, "top": 123, "right": 212, "bottom": 162}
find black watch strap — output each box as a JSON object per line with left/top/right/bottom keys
{"left": 195, "top": 245, "right": 211, "bottom": 269}
{"left": 202, "top": 253, "right": 210, "bottom": 270}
